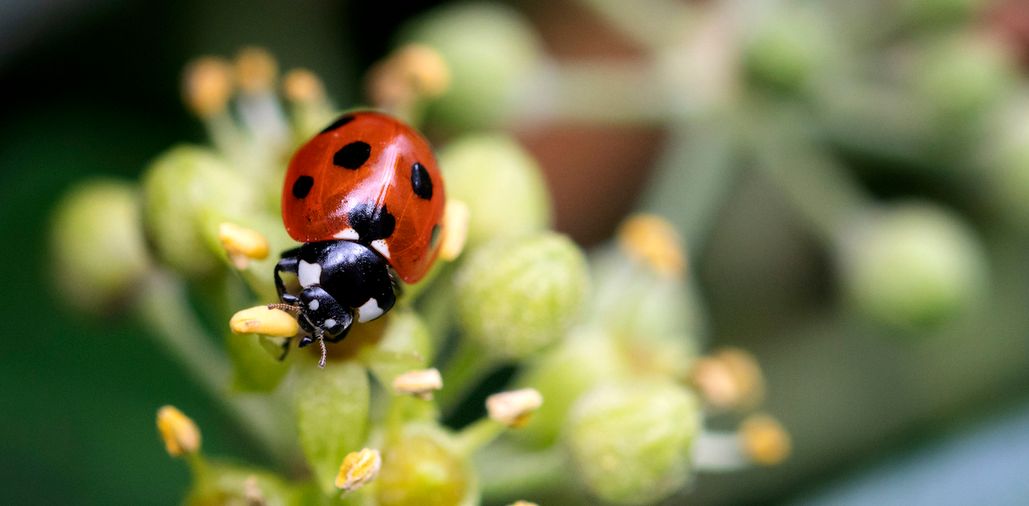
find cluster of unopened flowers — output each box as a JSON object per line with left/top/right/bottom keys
{"left": 52, "top": 7, "right": 791, "bottom": 505}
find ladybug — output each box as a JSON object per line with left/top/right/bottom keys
{"left": 272, "top": 111, "right": 445, "bottom": 365}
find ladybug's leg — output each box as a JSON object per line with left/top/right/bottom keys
{"left": 277, "top": 338, "right": 292, "bottom": 361}
{"left": 274, "top": 248, "right": 302, "bottom": 304}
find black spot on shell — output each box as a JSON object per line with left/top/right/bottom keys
{"left": 348, "top": 203, "right": 396, "bottom": 241}
{"left": 292, "top": 175, "right": 314, "bottom": 199}
{"left": 319, "top": 114, "right": 356, "bottom": 134}
{"left": 411, "top": 162, "right": 433, "bottom": 200}
{"left": 334, "top": 141, "right": 372, "bottom": 170}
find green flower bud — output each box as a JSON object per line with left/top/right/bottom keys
{"left": 900, "top": 0, "right": 986, "bottom": 27}
{"left": 564, "top": 379, "right": 701, "bottom": 505}
{"left": 455, "top": 232, "right": 589, "bottom": 360}
{"left": 744, "top": 8, "right": 834, "bottom": 94}
{"left": 294, "top": 361, "right": 370, "bottom": 494}
{"left": 590, "top": 245, "right": 702, "bottom": 378}
{"left": 400, "top": 3, "right": 543, "bottom": 130}
{"left": 226, "top": 330, "right": 291, "bottom": 393}
{"left": 514, "top": 327, "right": 628, "bottom": 447}
{"left": 185, "top": 460, "right": 302, "bottom": 506}
{"left": 438, "top": 134, "right": 551, "bottom": 248}
{"left": 50, "top": 179, "right": 151, "bottom": 314}
{"left": 914, "top": 35, "right": 1015, "bottom": 129}
{"left": 838, "top": 202, "right": 987, "bottom": 331}
{"left": 376, "top": 424, "right": 476, "bottom": 506}
{"left": 981, "top": 98, "right": 1029, "bottom": 227}
{"left": 361, "top": 310, "right": 434, "bottom": 390}
{"left": 141, "top": 145, "right": 258, "bottom": 278}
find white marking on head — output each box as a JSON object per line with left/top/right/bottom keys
{"left": 297, "top": 260, "right": 322, "bottom": 288}
{"left": 333, "top": 227, "right": 359, "bottom": 240}
{"left": 371, "top": 239, "right": 390, "bottom": 260}
{"left": 356, "top": 298, "right": 384, "bottom": 322}
{"left": 308, "top": 299, "right": 320, "bottom": 311}
{"left": 324, "top": 318, "right": 337, "bottom": 328}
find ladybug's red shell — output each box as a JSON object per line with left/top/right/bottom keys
{"left": 282, "top": 111, "right": 445, "bottom": 283}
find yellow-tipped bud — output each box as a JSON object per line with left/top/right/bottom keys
{"left": 392, "top": 368, "right": 443, "bottom": 400}
{"left": 368, "top": 43, "right": 451, "bottom": 108}
{"left": 617, "top": 214, "right": 686, "bottom": 278}
{"left": 283, "top": 68, "right": 326, "bottom": 104}
{"left": 156, "top": 405, "right": 201, "bottom": 457}
{"left": 395, "top": 43, "right": 451, "bottom": 98}
{"left": 219, "top": 222, "right": 270, "bottom": 269}
{"left": 235, "top": 47, "right": 278, "bottom": 94}
{"left": 243, "top": 476, "right": 267, "bottom": 504}
{"left": 486, "top": 388, "right": 543, "bottom": 428}
{"left": 439, "top": 200, "right": 470, "bottom": 261}
{"left": 182, "top": 56, "right": 234, "bottom": 118}
{"left": 740, "top": 414, "right": 791, "bottom": 466}
{"left": 335, "top": 448, "right": 382, "bottom": 492}
{"left": 230, "top": 306, "right": 300, "bottom": 338}
{"left": 690, "top": 347, "right": 764, "bottom": 411}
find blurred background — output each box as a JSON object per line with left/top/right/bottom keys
{"left": 3, "top": 0, "right": 1029, "bottom": 504}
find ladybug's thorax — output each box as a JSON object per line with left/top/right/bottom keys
{"left": 294, "top": 240, "right": 397, "bottom": 326}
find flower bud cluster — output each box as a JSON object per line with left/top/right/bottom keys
{"left": 52, "top": 7, "right": 796, "bottom": 502}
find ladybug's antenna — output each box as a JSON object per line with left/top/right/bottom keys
{"left": 317, "top": 330, "right": 328, "bottom": 369}
{"left": 266, "top": 303, "right": 300, "bottom": 314}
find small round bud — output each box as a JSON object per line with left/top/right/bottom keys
{"left": 455, "top": 232, "right": 589, "bottom": 360}
{"left": 50, "top": 180, "right": 151, "bottom": 314}
{"left": 514, "top": 328, "right": 628, "bottom": 447}
{"left": 914, "top": 34, "right": 1015, "bottom": 128}
{"left": 590, "top": 230, "right": 702, "bottom": 379}
{"left": 218, "top": 222, "right": 269, "bottom": 269}
{"left": 690, "top": 347, "right": 765, "bottom": 411}
{"left": 229, "top": 306, "right": 299, "bottom": 338}
{"left": 336, "top": 448, "right": 382, "bottom": 493}
{"left": 740, "top": 414, "right": 791, "bottom": 466}
{"left": 744, "top": 8, "right": 834, "bottom": 94}
{"left": 183, "top": 463, "right": 297, "bottom": 506}
{"left": 367, "top": 44, "right": 451, "bottom": 109}
{"left": 564, "top": 379, "right": 701, "bottom": 505}
{"left": 617, "top": 214, "right": 686, "bottom": 279}
{"left": 182, "top": 56, "right": 234, "bottom": 118}
{"left": 438, "top": 134, "right": 551, "bottom": 248}
{"left": 376, "top": 425, "right": 475, "bottom": 506}
{"left": 439, "top": 199, "right": 470, "bottom": 261}
{"left": 235, "top": 47, "right": 278, "bottom": 94}
{"left": 282, "top": 68, "right": 325, "bottom": 104}
{"left": 363, "top": 310, "right": 433, "bottom": 389}
{"left": 486, "top": 388, "right": 543, "bottom": 428}
{"left": 156, "top": 405, "right": 201, "bottom": 457}
{"left": 140, "top": 146, "right": 258, "bottom": 278}
{"left": 400, "top": 3, "right": 543, "bottom": 129}
{"left": 393, "top": 368, "right": 443, "bottom": 400}
{"left": 981, "top": 97, "right": 1029, "bottom": 227}
{"left": 838, "top": 202, "right": 987, "bottom": 330}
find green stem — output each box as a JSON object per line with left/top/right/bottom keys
{"left": 436, "top": 339, "right": 498, "bottom": 414}
{"left": 747, "top": 105, "right": 872, "bottom": 243}
{"left": 136, "top": 271, "right": 293, "bottom": 464}
{"left": 476, "top": 441, "right": 566, "bottom": 501}
{"left": 574, "top": 0, "right": 692, "bottom": 50}
{"left": 640, "top": 117, "right": 740, "bottom": 257}
{"left": 520, "top": 61, "right": 670, "bottom": 125}
{"left": 205, "top": 113, "right": 244, "bottom": 165}
{"left": 454, "top": 419, "right": 505, "bottom": 456}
